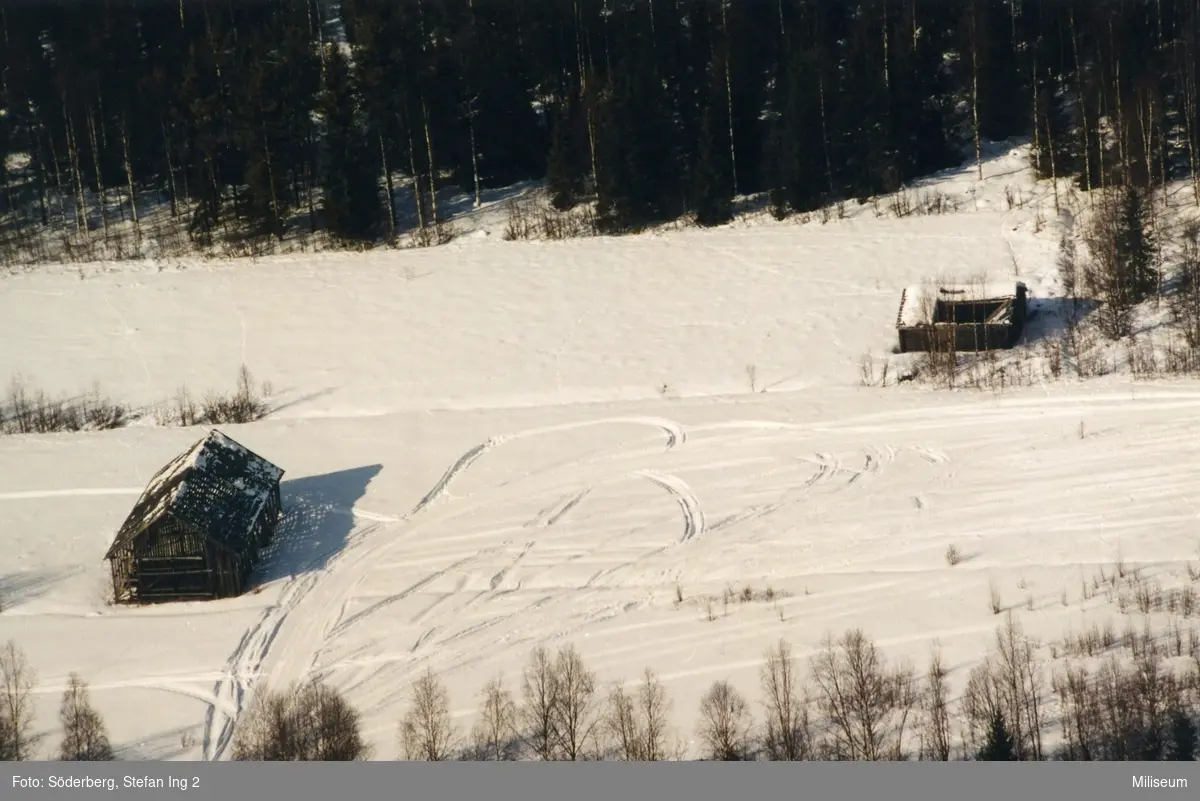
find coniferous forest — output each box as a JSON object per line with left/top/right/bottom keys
{"left": 2, "top": 0, "right": 1200, "bottom": 261}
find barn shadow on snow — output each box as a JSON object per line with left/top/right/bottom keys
{"left": 251, "top": 464, "right": 384, "bottom": 587}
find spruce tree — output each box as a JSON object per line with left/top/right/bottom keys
{"left": 1168, "top": 711, "right": 1197, "bottom": 761}
{"left": 1116, "top": 185, "right": 1158, "bottom": 303}
{"left": 978, "top": 709, "right": 1017, "bottom": 761}
{"left": 320, "top": 45, "right": 382, "bottom": 244}
{"left": 692, "top": 93, "right": 733, "bottom": 227}
{"left": 546, "top": 99, "right": 587, "bottom": 211}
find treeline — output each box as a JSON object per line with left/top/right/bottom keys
{"left": 230, "top": 615, "right": 1200, "bottom": 761}
{"left": 2, "top": 0, "right": 1200, "bottom": 261}
{"left": 0, "top": 641, "right": 114, "bottom": 761}
{"left": 4, "top": 615, "right": 1200, "bottom": 761}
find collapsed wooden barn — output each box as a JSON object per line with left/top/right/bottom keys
{"left": 896, "top": 281, "right": 1028, "bottom": 354}
{"left": 104, "top": 429, "right": 284, "bottom": 604}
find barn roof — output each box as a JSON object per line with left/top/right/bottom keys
{"left": 104, "top": 429, "right": 284, "bottom": 560}
{"left": 897, "top": 281, "right": 1026, "bottom": 327}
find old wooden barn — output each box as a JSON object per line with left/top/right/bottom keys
{"left": 105, "top": 429, "right": 284, "bottom": 604}
{"left": 895, "top": 281, "right": 1028, "bottom": 354}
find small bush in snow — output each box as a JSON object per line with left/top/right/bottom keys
{"left": 988, "top": 580, "right": 1002, "bottom": 615}
{"left": 944, "top": 545, "right": 963, "bottom": 567}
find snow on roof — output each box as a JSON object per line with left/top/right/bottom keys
{"left": 897, "top": 281, "right": 1025, "bottom": 327}
{"left": 105, "top": 429, "right": 284, "bottom": 559}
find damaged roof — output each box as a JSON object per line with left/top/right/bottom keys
{"left": 104, "top": 429, "right": 284, "bottom": 559}
{"left": 897, "top": 281, "right": 1026, "bottom": 328}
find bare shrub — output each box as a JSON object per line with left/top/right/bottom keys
{"left": 945, "top": 545, "right": 963, "bottom": 567}
{"left": 0, "top": 640, "right": 40, "bottom": 760}
{"left": 468, "top": 675, "right": 519, "bottom": 761}
{"left": 808, "top": 629, "right": 919, "bottom": 760}
{"left": 759, "top": 639, "right": 813, "bottom": 761}
{"left": 81, "top": 384, "right": 127, "bottom": 430}
{"left": 1057, "top": 232, "right": 1080, "bottom": 301}
{"left": 174, "top": 386, "right": 198, "bottom": 427}
{"left": 200, "top": 365, "right": 267, "bottom": 425}
{"left": 504, "top": 197, "right": 597, "bottom": 241}
{"left": 231, "top": 679, "right": 369, "bottom": 761}
{"left": 889, "top": 191, "right": 914, "bottom": 218}
{"left": 1169, "top": 220, "right": 1200, "bottom": 349}
{"left": 1, "top": 377, "right": 128, "bottom": 435}
{"left": 919, "top": 328, "right": 959, "bottom": 389}
{"left": 696, "top": 680, "right": 753, "bottom": 761}
{"left": 989, "top": 579, "right": 1003, "bottom": 614}
{"left": 58, "top": 673, "right": 114, "bottom": 761}
{"left": 407, "top": 221, "right": 455, "bottom": 249}
{"left": 399, "top": 669, "right": 458, "bottom": 761}
{"left": 859, "top": 354, "right": 877, "bottom": 387}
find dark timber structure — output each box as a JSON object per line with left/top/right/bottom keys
{"left": 105, "top": 429, "right": 284, "bottom": 604}
{"left": 896, "top": 282, "right": 1028, "bottom": 354}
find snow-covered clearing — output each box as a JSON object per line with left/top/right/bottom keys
{"left": 2, "top": 143, "right": 1200, "bottom": 760}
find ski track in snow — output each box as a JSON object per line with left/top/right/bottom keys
{"left": 198, "top": 407, "right": 973, "bottom": 758}
{"left": 0, "top": 488, "right": 144, "bottom": 501}
{"left": 201, "top": 416, "right": 687, "bottom": 756}
{"left": 7, "top": 403, "right": 972, "bottom": 760}
{"left": 634, "top": 470, "right": 706, "bottom": 542}
{"left": 14, "top": 151, "right": 1200, "bottom": 760}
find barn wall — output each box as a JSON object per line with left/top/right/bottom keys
{"left": 127, "top": 520, "right": 214, "bottom": 602}
{"left": 898, "top": 322, "right": 1019, "bottom": 354}
{"left": 109, "top": 478, "right": 285, "bottom": 604}
{"left": 952, "top": 323, "right": 1015, "bottom": 351}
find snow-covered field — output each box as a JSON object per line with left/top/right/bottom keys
{"left": 2, "top": 144, "right": 1200, "bottom": 760}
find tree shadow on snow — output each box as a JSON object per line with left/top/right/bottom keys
{"left": 251, "top": 464, "right": 384, "bottom": 587}
{"left": 0, "top": 567, "right": 83, "bottom": 610}
{"left": 1022, "top": 297, "right": 1100, "bottom": 343}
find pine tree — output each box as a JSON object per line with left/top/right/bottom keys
{"left": 58, "top": 674, "right": 114, "bottom": 761}
{"left": 978, "top": 709, "right": 1017, "bottom": 761}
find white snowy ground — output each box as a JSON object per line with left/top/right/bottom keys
{"left": 2, "top": 143, "right": 1200, "bottom": 760}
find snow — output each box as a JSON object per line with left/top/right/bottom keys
{"left": 897, "top": 281, "right": 1026, "bottom": 327}
{"left": 3, "top": 141, "right": 1200, "bottom": 761}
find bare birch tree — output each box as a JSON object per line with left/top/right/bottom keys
{"left": 520, "top": 645, "right": 561, "bottom": 760}
{"left": 469, "top": 675, "right": 519, "bottom": 761}
{"left": 0, "top": 640, "right": 40, "bottom": 761}
{"left": 759, "top": 638, "right": 812, "bottom": 760}
{"left": 400, "top": 668, "right": 458, "bottom": 761}
{"left": 696, "top": 679, "right": 753, "bottom": 761}
{"left": 809, "top": 629, "right": 918, "bottom": 760}
{"left": 232, "top": 679, "right": 369, "bottom": 761}
{"left": 58, "top": 673, "right": 114, "bottom": 761}
{"left": 551, "top": 643, "right": 599, "bottom": 760}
